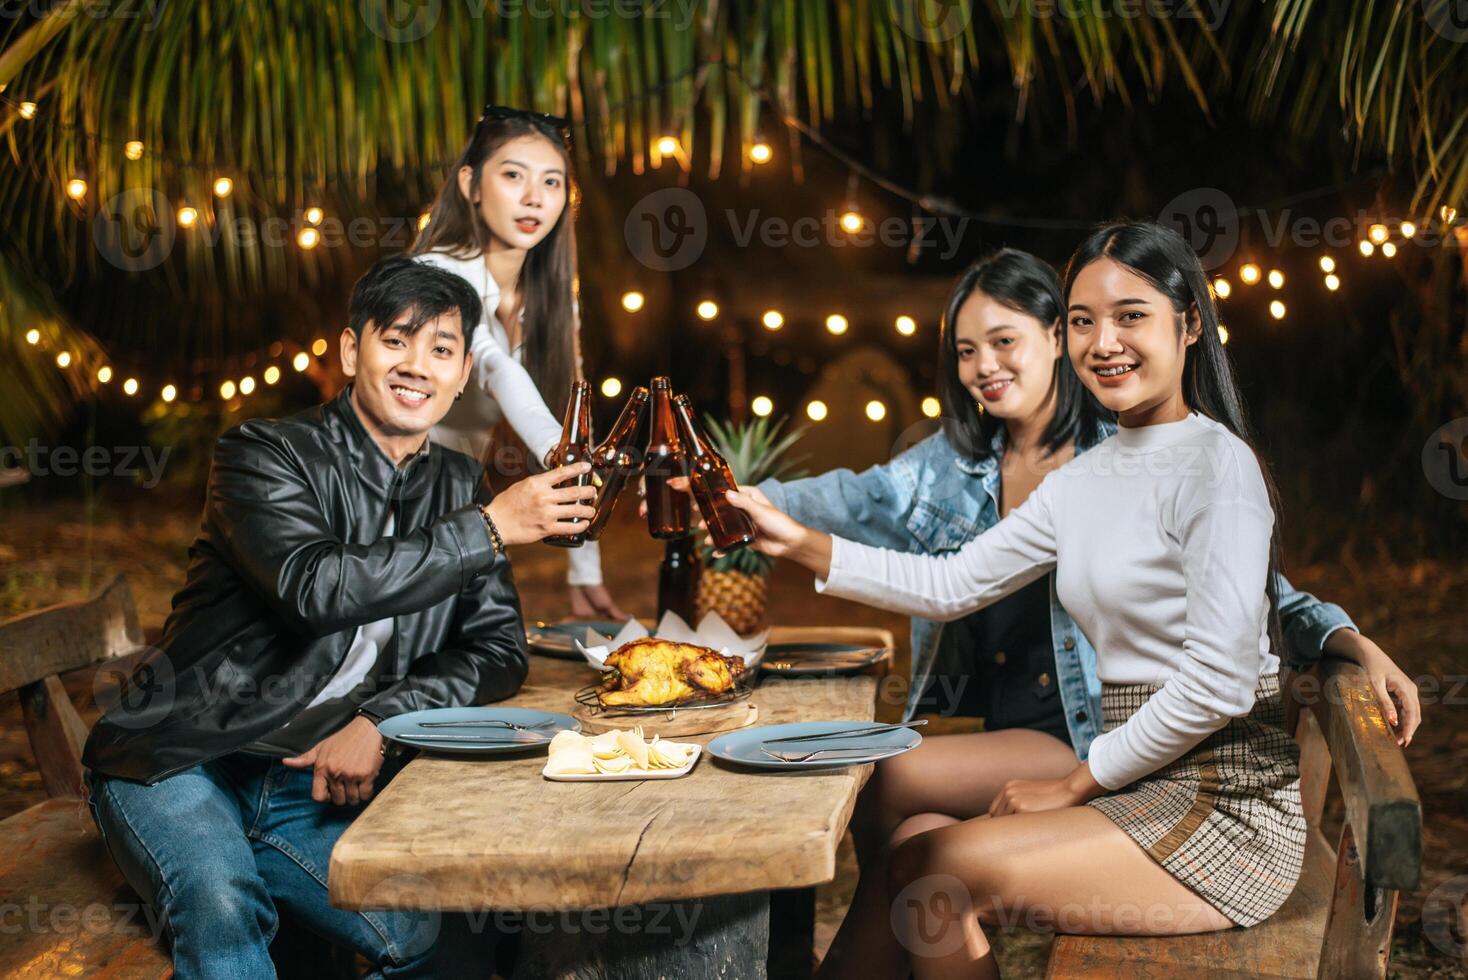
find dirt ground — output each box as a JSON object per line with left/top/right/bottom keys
{"left": 1, "top": 493, "right": 1465, "bottom": 977}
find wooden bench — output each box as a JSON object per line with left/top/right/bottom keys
{"left": 0, "top": 575, "right": 172, "bottom": 979}
{"left": 1046, "top": 658, "right": 1422, "bottom": 979}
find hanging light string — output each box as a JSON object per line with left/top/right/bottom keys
{"left": 5, "top": 63, "right": 1456, "bottom": 410}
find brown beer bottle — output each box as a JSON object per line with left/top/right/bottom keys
{"left": 657, "top": 534, "right": 702, "bottom": 625}
{"left": 584, "top": 385, "right": 649, "bottom": 541}
{"left": 643, "top": 376, "right": 691, "bottom": 540}
{"left": 671, "top": 394, "right": 756, "bottom": 552}
{"left": 544, "top": 379, "right": 593, "bottom": 548}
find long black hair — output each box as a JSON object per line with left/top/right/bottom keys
{"left": 411, "top": 113, "right": 578, "bottom": 410}
{"left": 1062, "top": 221, "right": 1285, "bottom": 654}
{"left": 938, "top": 248, "right": 1109, "bottom": 461}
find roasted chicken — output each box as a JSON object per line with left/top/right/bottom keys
{"left": 600, "top": 638, "right": 747, "bottom": 706}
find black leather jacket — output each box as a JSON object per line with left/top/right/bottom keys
{"left": 83, "top": 387, "right": 528, "bottom": 784}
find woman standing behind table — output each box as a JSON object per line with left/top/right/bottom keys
{"left": 413, "top": 105, "right": 626, "bottom": 619}
{"left": 724, "top": 223, "right": 1416, "bottom": 979}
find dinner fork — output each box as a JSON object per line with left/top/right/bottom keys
{"left": 417, "top": 719, "right": 559, "bottom": 731}
{"left": 759, "top": 745, "right": 896, "bottom": 763}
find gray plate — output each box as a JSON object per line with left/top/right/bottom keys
{"left": 377, "top": 707, "right": 579, "bottom": 754}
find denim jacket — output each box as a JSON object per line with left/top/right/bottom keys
{"left": 759, "top": 423, "right": 1357, "bottom": 759}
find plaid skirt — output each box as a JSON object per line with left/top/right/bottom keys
{"left": 1085, "top": 674, "right": 1306, "bottom": 927}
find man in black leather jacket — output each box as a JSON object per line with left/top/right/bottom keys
{"left": 83, "top": 256, "right": 597, "bottom": 979}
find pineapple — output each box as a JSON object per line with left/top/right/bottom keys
{"left": 696, "top": 414, "right": 806, "bottom": 635}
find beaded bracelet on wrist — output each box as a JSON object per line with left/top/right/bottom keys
{"left": 480, "top": 506, "right": 505, "bottom": 557}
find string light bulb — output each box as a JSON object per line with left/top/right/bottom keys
{"left": 1325, "top": 274, "right": 1341, "bottom": 291}
{"left": 65, "top": 178, "right": 87, "bottom": 201}
{"left": 212, "top": 177, "right": 233, "bottom": 198}
{"left": 297, "top": 227, "right": 320, "bottom": 249}
{"left": 1213, "top": 278, "right": 1232, "bottom": 299}
{"left": 1218, "top": 325, "right": 1230, "bottom": 345}
{"left": 1269, "top": 300, "right": 1286, "bottom": 320}
{"left": 220, "top": 380, "right": 237, "bottom": 400}
{"left": 305, "top": 206, "right": 324, "bottom": 226}
{"left": 1368, "top": 223, "right": 1389, "bottom": 244}
{"left": 292, "top": 352, "right": 310, "bottom": 372}
{"left": 311, "top": 338, "right": 328, "bottom": 357}
{"left": 895, "top": 315, "right": 917, "bottom": 336}
{"left": 921, "top": 396, "right": 941, "bottom": 418}
{"left": 749, "top": 142, "right": 772, "bottom": 165}
{"left": 24, "top": 328, "right": 39, "bottom": 345}
{"left": 1239, "top": 263, "right": 1262, "bottom": 285}
{"left": 264, "top": 365, "right": 281, "bottom": 385}
{"left": 806, "top": 399, "right": 828, "bottom": 422}
{"left": 122, "top": 378, "right": 139, "bottom": 396}
{"left": 1267, "top": 270, "right": 1284, "bottom": 289}
{"left": 1319, "top": 256, "right": 1336, "bottom": 274}
{"left": 239, "top": 376, "right": 256, "bottom": 395}
{"left": 18, "top": 101, "right": 36, "bottom": 120}
{"left": 600, "top": 377, "right": 622, "bottom": 398}
{"left": 417, "top": 211, "right": 431, "bottom": 231}
{"left": 620, "top": 291, "right": 645, "bottom": 313}
{"left": 161, "top": 384, "right": 177, "bottom": 403}
{"left": 696, "top": 300, "right": 719, "bottom": 320}
{"left": 655, "top": 136, "right": 680, "bottom": 157}
{"left": 1381, "top": 241, "right": 1397, "bottom": 258}
{"left": 839, "top": 209, "right": 864, "bottom": 234}
{"left": 1358, "top": 240, "right": 1375, "bottom": 257}
{"left": 751, "top": 395, "right": 773, "bottom": 417}
{"left": 124, "top": 140, "right": 144, "bottom": 161}
{"left": 1400, "top": 221, "right": 1417, "bottom": 239}
{"left": 1441, "top": 206, "right": 1459, "bottom": 225}
{"left": 55, "top": 351, "right": 72, "bottom": 368}
{"left": 176, "top": 206, "right": 198, "bottom": 228}
{"left": 825, "top": 314, "right": 849, "bottom": 335}
{"left": 96, "top": 366, "right": 113, "bottom": 383}
{"left": 762, "top": 310, "right": 784, "bottom": 331}
{"left": 865, "top": 400, "right": 887, "bottom": 422}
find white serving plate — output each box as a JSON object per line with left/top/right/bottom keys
{"left": 542, "top": 744, "right": 702, "bottom": 782}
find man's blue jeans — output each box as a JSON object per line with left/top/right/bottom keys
{"left": 87, "top": 752, "right": 448, "bottom": 980}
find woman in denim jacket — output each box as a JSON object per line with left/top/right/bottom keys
{"left": 754, "top": 249, "right": 1419, "bottom": 864}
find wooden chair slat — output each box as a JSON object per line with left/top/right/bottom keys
{"left": 1318, "top": 822, "right": 1399, "bottom": 979}
{"left": 20, "top": 674, "right": 89, "bottom": 799}
{"left": 0, "top": 576, "right": 144, "bottom": 695}
{"left": 1308, "top": 659, "right": 1422, "bottom": 892}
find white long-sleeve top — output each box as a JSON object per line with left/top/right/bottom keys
{"left": 415, "top": 248, "right": 602, "bottom": 587}
{"left": 817, "top": 413, "right": 1277, "bottom": 790}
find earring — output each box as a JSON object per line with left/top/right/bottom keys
{"left": 456, "top": 390, "right": 465, "bottom": 401}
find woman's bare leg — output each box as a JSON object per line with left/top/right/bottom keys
{"left": 819, "top": 730, "right": 1075, "bottom": 980}
{"left": 884, "top": 806, "right": 1234, "bottom": 980}
{"left": 849, "top": 729, "right": 1077, "bottom": 867}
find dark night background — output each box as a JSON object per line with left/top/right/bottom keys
{"left": 1, "top": 2, "right": 1465, "bottom": 975}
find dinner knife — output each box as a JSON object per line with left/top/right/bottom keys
{"left": 762, "top": 719, "right": 927, "bottom": 745}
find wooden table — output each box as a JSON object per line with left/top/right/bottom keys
{"left": 329, "top": 625, "right": 894, "bottom": 980}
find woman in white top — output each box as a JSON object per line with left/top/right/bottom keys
{"left": 412, "top": 105, "right": 626, "bottom": 619}
{"left": 726, "top": 223, "right": 1312, "bottom": 978}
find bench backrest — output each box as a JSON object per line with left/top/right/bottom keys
{"left": 1285, "top": 659, "right": 1422, "bottom": 979}
{"left": 0, "top": 575, "right": 145, "bottom": 798}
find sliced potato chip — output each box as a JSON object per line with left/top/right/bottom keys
{"left": 544, "top": 746, "right": 597, "bottom": 775}
{"left": 593, "top": 753, "right": 634, "bottom": 774}
{"left": 616, "top": 730, "right": 650, "bottom": 769}
{"left": 548, "top": 730, "right": 588, "bottom": 755}
{"left": 588, "top": 731, "right": 623, "bottom": 758}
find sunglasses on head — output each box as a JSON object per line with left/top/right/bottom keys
{"left": 478, "top": 104, "right": 570, "bottom": 137}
